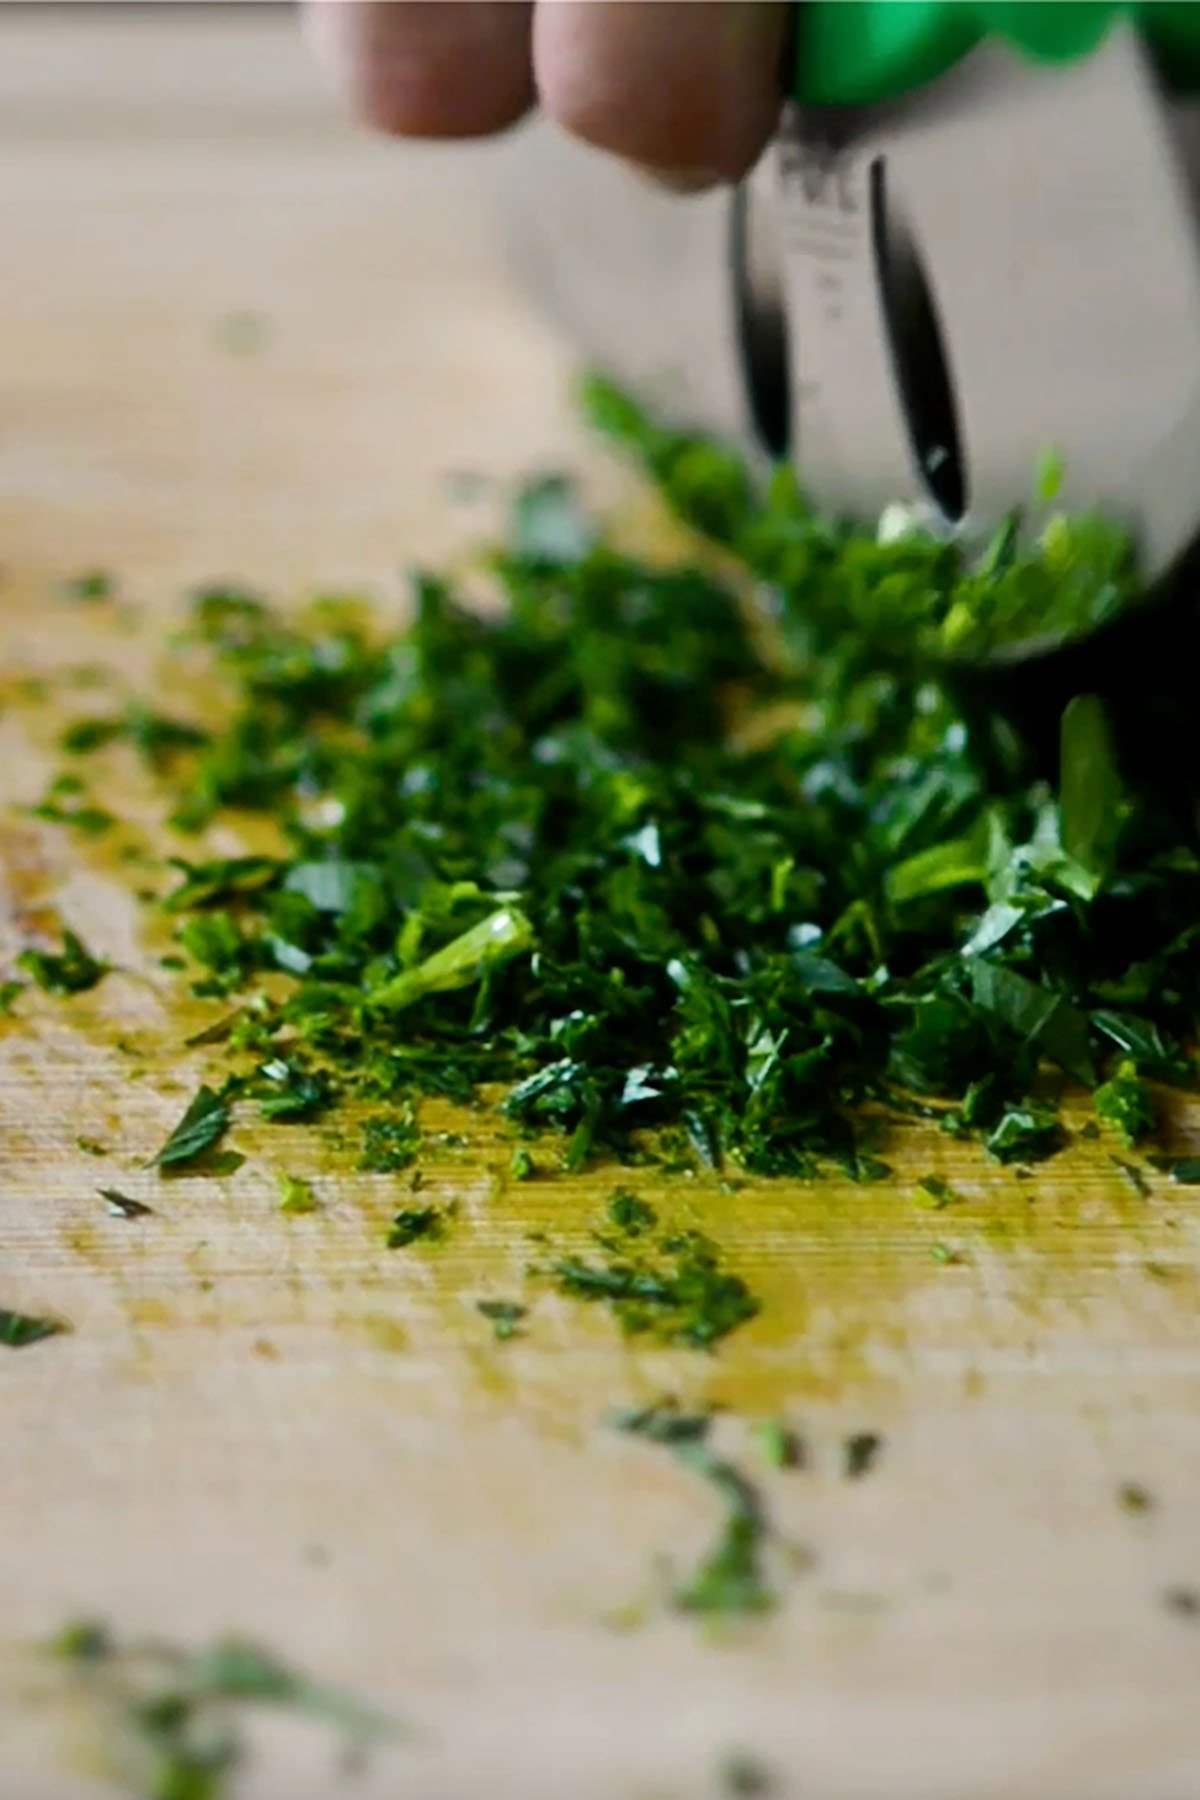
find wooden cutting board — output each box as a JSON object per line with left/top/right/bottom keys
{"left": 3, "top": 14, "right": 1200, "bottom": 1799}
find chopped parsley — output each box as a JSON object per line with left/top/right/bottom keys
{"left": 0, "top": 980, "right": 22, "bottom": 1015}
{"left": 547, "top": 1195, "right": 759, "bottom": 1351}
{"left": 47, "top": 1621, "right": 398, "bottom": 1798}
{"left": 17, "top": 379, "right": 1200, "bottom": 1190}
{"left": 17, "top": 929, "right": 107, "bottom": 995}
{"left": 277, "top": 1173, "right": 320, "bottom": 1215}
{"left": 614, "top": 1402, "right": 776, "bottom": 1617}
{"left": 1, "top": 1306, "right": 67, "bottom": 1347}
{"left": 99, "top": 1187, "right": 154, "bottom": 1220}
{"left": 507, "top": 1146, "right": 536, "bottom": 1181}
{"left": 751, "top": 1419, "right": 805, "bottom": 1471}
{"left": 153, "top": 1085, "right": 231, "bottom": 1173}
{"left": 843, "top": 1431, "right": 883, "bottom": 1480}
{"left": 1094, "top": 1060, "right": 1156, "bottom": 1148}
{"left": 476, "top": 1299, "right": 527, "bottom": 1341}
{"left": 359, "top": 1109, "right": 422, "bottom": 1173}
{"left": 386, "top": 1205, "right": 447, "bottom": 1249}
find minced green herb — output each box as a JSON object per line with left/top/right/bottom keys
{"left": 508, "top": 1146, "right": 535, "bottom": 1181}
{"left": 1094, "top": 1059, "right": 1156, "bottom": 1148}
{"left": 33, "top": 380, "right": 1200, "bottom": 1181}
{"left": 930, "top": 1241, "right": 965, "bottom": 1266}
{"left": 47, "top": 1620, "right": 397, "bottom": 1799}
{"left": 153, "top": 1085, "right": 231, "bottom": 1173}
{"left": 476, "top": 1299, "right": 526, "bottom": 1341}
{"left": 386, "top": 1205, "right": 446, "bottom": 1249}
{"left": 1118, "top": 1482, "right": 1154, "bottom": 1515}
{"left": 58, "top": 569, "right": 114, "bottom": 603}
{"left": 0, "top": 1306, "right": 67, "bottom": 1347}
{"left": 359, "top": 1109, "right": 422, "bottom": 1173}
{"left": 0, "top": 980, "right": 22, "bottom": 1015}
{"left": 843, "top": 1431, "right": 883, "bottom": 1480}
{"left": 1164, "top": 1158, "right": 1200, "bottom": 1185}
{"left": 277, "top": 1173, "right": 319, "bottom": 1215}
{"left": 17, "top": 929, "right": 107, "bottom": 995}
{"left": 917, "top": 1173, "right": 962, "bottom": 1209}
{"left": 99, "top": 1187, "right": 154, "bottom": 1220}
{"left": 751, "top": 1419, "right": 805, "bottom": 1471}
{"left": 719, "top": 1750, "right": 777, "bottom": 1797}
{"left": 613, "top": 1402, "right": 776, "bottom": 1617}
{"left": 547, "top": 1197, "right": 758, "bottom": 1351}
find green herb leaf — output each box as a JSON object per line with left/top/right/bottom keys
{"left": 1, "top": 1306, "right": 67, "bottom": 1347}
{"left": 17, "top": 929, "right": 107, "bottom": 995}
{"left": 153, "top": 1086, "right": 231, "bottom": 1172}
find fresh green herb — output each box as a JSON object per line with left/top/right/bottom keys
{"left": 277, "top": 1173, "right": 320, "bottom": 1215}
{"left": 47, "top": 1621, "right": 397, "bottom": 1799}
{"left": 751, "top": 1419, "right": 805, "bottom": 1471}
{"left": 917, "top": 1173, "right": 962, "bottom": 1209}
{"left": 0, "top": 980, "right": 22, "bottom": 1015}
{"left": 843, "top": 1431, "right": 883, "bottom": 1480}
{"left": 153, "top": 1085, "right": 231, "bottom": 1173}
{"left": 930, "top": 1241, "right": 964, "bottom": 1267}
{"left": 476, "top": 1299, "right": 526, "bottom": 1341}
{"left": 614, "top": 1404, "right": 776, "bottom": 1617}
{"left": 548, "top": 1204, "right": 759, "bottom": 1351}
{"left": 31, "top": 788, "right": 115, "bottom": 835}
{"left": 1094, "top": 1059, "right": 1156, "bottom": 1148}
{"left": 17, "top": 929, "right": 107, "bottom": 995}
{"left": 1035, "top": 445, "right": 1065, "bottom": 505}
{"left": 1165, "top": 1159, "right": 1200, "bottom": 1186}
{"left": 1118, "top": 1482, "right": 1154, "bottom": 1515}
{"left": 508, "top": 1146, "right": 535, "bottom": 1181}
{"left": 76, "top": 1136, "right": 107, "bottom": 1156}
{"left": 985, "top": 1105, "right": 1062, "bottom": 1165}
{"left": 359, "top": 1108, "right": 421, "bottom": 1173}
{"left": 0, "top": 1306, "right": 67, "bottom": 1347}
{"left": 252, "top": 1056, "right": 331, "bottom": 1122}
{"left": 28, "top": 380, "right": 1200, "bottom": 1185}
{"left": 386, "top": 1205, "right": 446, "bottom": 1249}
{"left": 99, "top": 1187, "right": 154, "bottom": 1219}
{"left": 605, "top": 1189, "right": 657, "bottom": 1236}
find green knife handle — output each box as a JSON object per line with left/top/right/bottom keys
{"left": 794, "top": 1, "right": 1200, "bottom": 109}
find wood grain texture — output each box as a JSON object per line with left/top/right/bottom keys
{"left": 2, "top": 14, "right": 1200, "bottom": 1800}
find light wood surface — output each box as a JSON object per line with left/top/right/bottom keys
{"left": 3, "top": 14, "right": 1200, "bottom": 1800}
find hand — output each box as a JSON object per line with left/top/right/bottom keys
{"left": 305, "top": 1, "right": 789, "bottom": 191}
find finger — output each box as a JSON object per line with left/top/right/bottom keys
{"left": 533, "top": 0, "right": 787, "bottom": 190}
{"left": 305, "top": 0, "right": 535, "bottom": 140}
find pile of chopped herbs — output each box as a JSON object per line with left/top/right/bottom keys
{"left": 32, "top": 378, "right": 1200, "bottom": 1180}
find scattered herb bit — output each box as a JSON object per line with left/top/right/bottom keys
{"left": 359, "top": 1108, "right": 422, "bottom": 1173}
{"left": 58, "top": 569, "right": 114, "bottom": 603}
{"left": 508, "top": 1146, "right": 535, "bottom": 1181}
{"left": 31, "top": 789, "right": 115, "bottom": 835}
{"left": 476, "top": 1299, "right": 527, "bottom": 1342}
{"left": 1094, "top": 1059, "right": 1156, "bottom": 1148}
{"left": 1163, "top": 1586, "right": 1200, "bottom": 1620}
{"left": 548, "top": 1203, "right": 759, "bottom": 1351}
{"left": 1118, "top": 1482, "right": 1154, "bottom": 1515}
{"left": 99, "top": 1187, "right": 154, "bottom": 1220}
{"left": 719, "top": 1750, "right": 776, "bottom": 1797}
{"left": 0, "top": 1306, "right": 67, "bottom": 1347}
{"left": 0, "top": 979, "right": 22, "bottom": 1015}
{"left": 17, "top": 929, "right": 107, "bottom": 995}
{"left": 47, "top": 1621, "right": 398, "bottom": 1799}
{"left": 843, "top": 1431, "right": 883, "bottom": 1480}
{"left": 752, "top": 1419, "right": 805, "bottom": 1471}
{"left": 606, "top": 1188, "right": 657, "bottom": 1236}
{"left": 76, "top": 1135, "right": 107, "bottom": 1157}
{"left": 253, "top": 1057, "right": 331, "bottom": 1122}
{"left": 930, "top": 1241, "right": 965, "bottom": 1266}
{"left": 277, "top": 1173, "right": 320, "bottom": 1215}
{"left": 614, "top": 1405, "right": 776, "bottom": 1617}
{"left": 1165, "top": 1158, "right": 1200, "bottom": 1186}
{"left": 985, "top": 1105, "right": 1063, "bottom": 1165}
{"left": 386, "top": 1205, "right": 446, "bottom": 1249}
{"left": 1112, "top": 1157, "right": 1151, "bottom": 1197}
{"left": 917, "top": 1173, "right": 963, "bottom": 1209}
{"left": 153, "top": 1085, "right": 231, "bottom": 1173}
